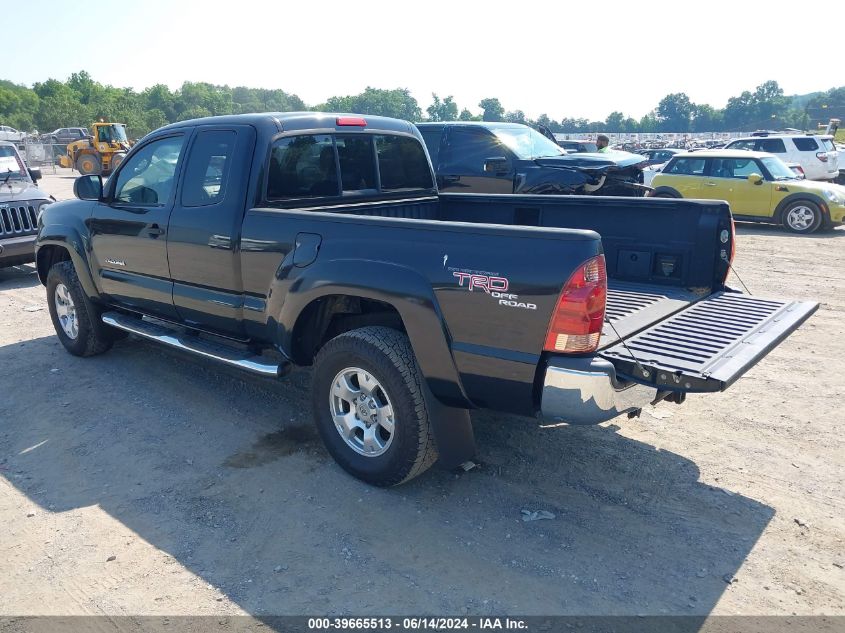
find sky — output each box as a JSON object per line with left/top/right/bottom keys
{"left": 6, "top": 0, "right": 840, "bottom": 120}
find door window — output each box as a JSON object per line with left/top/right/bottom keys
{"left": 727, "top": 139, "right": 755, "bottom": 151}
{"left": 792, "top": 137, "right": 819, "bottom": 151}
{"left": 418, "top": 128, "right": 443, "bottom": 166}
{"left": 664, "top": 157, "right": 706, "bottom": 175}
{"left": 443, "top": 128, "right": 505, "bottom": 174}
{"left": 113, "top": 136, "right": 185, "bottom": 205}
{"left": 181, "top": 130, "right": 236, "bottom": 207}
{"left": 710, "top": 158, "right": 763, "bottom": 179}
{"left": 756, "top": 138, "right": 786, "bottom": 153}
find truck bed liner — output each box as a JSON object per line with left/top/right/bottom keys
{"left": 601, "top": 281, "right": 705, "bottom": 348}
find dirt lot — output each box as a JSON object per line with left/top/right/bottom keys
{"left": 1, "top": 170, "right": 843, "bottom": 617}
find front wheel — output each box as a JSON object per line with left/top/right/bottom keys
{"left": 782, "top": 200, "right": 822, "bottom": 234}
{"left": 47, "top": 261, "right": 114, "bottom": 357}
{"left": 311, "top": 326, "right": 438, "bottom": 486}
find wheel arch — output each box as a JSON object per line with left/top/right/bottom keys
{"left": 276, "top": 259, "right": 472, "bottom": 409}
{"left": 36, "top": 232, "right": 98, "bottom": 298}
{"left": 774, "top": 193, "right": 829, "bottom": 225}
{"left": 650, "top": 186, "right": 681, "bottom": 198}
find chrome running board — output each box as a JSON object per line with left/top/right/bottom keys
{"left": 101, "top": 311, "right": 286, "bottom": 378}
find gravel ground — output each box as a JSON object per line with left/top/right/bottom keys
{"left": 0, "top": 170, "right": 843, "bottom": 617}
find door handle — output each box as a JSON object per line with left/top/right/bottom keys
{"left": 703, "top": 182, "right": 717, "bottom": 187}
{"left": 147, "top": 224, "right": 165, "bottom": 237}
{"left": 441, "top": 175, "right": 460, "bottom": 184}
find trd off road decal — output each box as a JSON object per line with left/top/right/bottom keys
{"left": 450, "top": 269, "right": 537, "bottom": 310}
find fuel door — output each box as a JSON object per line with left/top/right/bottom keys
{"left": 293, "top": 232, "right": 322, "bottom": 267}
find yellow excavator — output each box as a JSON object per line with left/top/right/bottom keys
{"left": 58, "top": 122, "right": 132, "bottom": 176}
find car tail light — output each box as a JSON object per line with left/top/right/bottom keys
{"left": 544, "top": 255, "right": 607, "bottom": 354}
{"left": 816, "top": 152, "right": 828, "bottom": 163}
{"left": 336, "top": 117, "right": 367, "bottom": 127}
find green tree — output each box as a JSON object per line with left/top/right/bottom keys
{"left": 657, "top": 93, "right": 693, "bottom": 131}
{"left": 323, "top": 87, "right": 421, "bottom": 121}
{"left": 426, "top": 93, "right": 458, "bottom": 121}
{"left": 478, "top": 98, "right": 504, "bottom": 122}
{"left": 504, "top": 110, "right": 526, "bottom": 124}
{"left": 458, "top": 108, "right": 477, "bottom": 121}
{"left": 604, "top": 111, "right": 625, "bottom": 132}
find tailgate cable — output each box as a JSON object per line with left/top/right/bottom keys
{"left": 722, "top": 253, "right": 752, "bottom": 295}
{"left": 603, "top": 316, "right": 651, "bottom": 379}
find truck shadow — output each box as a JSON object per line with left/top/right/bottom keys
{"left": 0, "top": 335, "right": 773, "bottom": 618}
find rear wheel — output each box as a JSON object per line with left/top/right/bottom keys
{"left": 782, "top": 200, "right": 822, "bottom": 234}
{"left": 76, "top": 153, "right": 101, "bottom": 176}
{"left": 311, "top": 326, "right": 437, "bottom": 486}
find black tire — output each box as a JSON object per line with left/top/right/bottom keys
{"left": 652, "top": 192, "right": 677, "bottom": 198}
{"left": 46, "top": 261, "right": 114, "bottom": 357}
{"left": 781, "top": 200, "right": 823, "bottom": 234}
{"left": 311, "top": 326, "right": 437, "bottom": 486}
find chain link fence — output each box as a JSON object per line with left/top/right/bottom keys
{"left": 21, "top": 137, "right": 69, "bottom": 174}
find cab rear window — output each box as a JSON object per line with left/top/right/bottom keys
{"left": 267, "top": 133, "right": 433, "bottom": 201}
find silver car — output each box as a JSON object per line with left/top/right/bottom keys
{"left": 0, "top": 125, "right": 25, "bottom": 143}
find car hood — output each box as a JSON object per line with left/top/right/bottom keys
{"left": 782, "top": 178, "right": 845, "bottom": 196}
{"left": 533, "top": 150, "right": 646, "bottom": 170}
{"left": 0, "top": 179, "right": 50, "bottom": 203}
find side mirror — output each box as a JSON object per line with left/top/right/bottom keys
{"left": 747, "top": 173, "right": 764, "bottom": 185}
{"left": 483, "top": 157, "right": 510, "bottom": 174}
{"left": 28, "top": 167, "right": 42, "bottom": 182}
{"left": 74, "top": 175, "right": 103, "bottom": 200}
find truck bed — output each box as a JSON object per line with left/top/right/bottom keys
{"left": 601, "top": 282, "right": 705, "bottom": 348}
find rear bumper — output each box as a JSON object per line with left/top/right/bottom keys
{"left": 0, "top": 234, "right": 37, "bottom": 267}
{"left": 540, "top": 357, "right": 658, "bottom": 425}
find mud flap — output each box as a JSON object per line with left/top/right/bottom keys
{"left": 421, "top": 382, "right": 477, "bottom": 469}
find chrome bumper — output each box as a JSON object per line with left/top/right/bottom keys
{"left": 541, "top": 357, "right": 658, "bottom": 425}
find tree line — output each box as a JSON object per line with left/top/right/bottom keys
{"left": 1, "top": 71, "right": 843, "bottom": 138}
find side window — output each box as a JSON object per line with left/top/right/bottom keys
{"left": 756, "top": 138, "right": 786, "bottom": 153}
{"left": 711, "top": 158, "right": 762, "bottom": 179}
{"left": 418, "top": 129, "right": 443, "bottom": 166}
{"left": 375, "top": 135, "right": 434, "bottom": 191}
{"left": 793, "top": 137, "right": 819, "bottom": 151}
{"left": 336, "top": 135, "right": 377, "bottom": 192}
{"left": 267, "top": 134, "right": 337, "bottom": 199}
{"left": 113, "top": 136, "right": 185, "bottom": 206}
{"left": 181, "top": 130, "right": 236, "bottom": 207}
{"left": 443, "top": 128, "right": 505, "bottom": 174}
{"left": 665, "top": 158, "right": 705, "bottom": 175}
{"left": 727, "top": 139, "right": 755, "bottom": 151}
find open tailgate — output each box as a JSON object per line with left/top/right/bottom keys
{"left": 600, "top": 291, "right": 818, "bottom": 392}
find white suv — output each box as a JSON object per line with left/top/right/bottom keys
{"left": 724, "top": 134, "right": 839, "bottom": 181}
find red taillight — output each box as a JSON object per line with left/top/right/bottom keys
{"left": 336, "top": 116, "right": 367, "bottom": 127}
{"left": 544, "top": 255, "right": 607, "bottom": 354}
{"left": 794, "top": 165, "right": 805, "bottom": 176}
{"left": 816, "top": 152, "right": 828, "bottom": 163}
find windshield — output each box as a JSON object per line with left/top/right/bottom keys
{"left": 491, "top": 127, "right": 566, "bottom": 159}
{"left": 98, "top": 124, "right": 128, "bottom": 143}
{"left": 760, "top": 156, "right": 797, "bottom": 180}
{"left": 0, "top": 146, "right": 26, "bottom": 179}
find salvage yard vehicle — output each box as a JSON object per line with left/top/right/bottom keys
{"left": 650, "top": 149, "right": 845, "bottom": 233}
{"left": 0, "top": 141, "right": 52, "bottom": 268}
{"left": 724, "top": 133, "right": 839, "bottom": 182}
{"left": 57, "top": 122, "right": 131, "bottom": 176}
{"left": 416, "top": 122, "right": 648, "bottom": 196}
{"left": 0, "top": 125, "right": 26, "bottom": 144}
{"left": 35, "top": 112, "right": 817, "bottom": 486}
